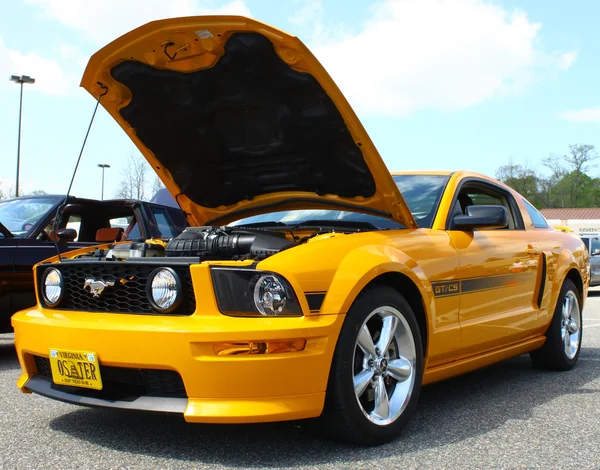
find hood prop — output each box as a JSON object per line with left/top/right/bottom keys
{"left": 53, "top": 83, "right": 108, "bottom": 262}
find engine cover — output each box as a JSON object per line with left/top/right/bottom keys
{"left": 165, "top": 227, "right": 293, "bottom": 260}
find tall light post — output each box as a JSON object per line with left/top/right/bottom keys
{"left": 10, "top": 75, "right": 35, "bottom": 198}
{"left": 97, "top": 164, "right": 110, "bottom": 200}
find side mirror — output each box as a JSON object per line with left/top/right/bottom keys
{"left": 56, "top": 228, "right": 77, "bottom": 248}
{"left": 453, "top": 205, "right": 508, "bottom": 230}
{"left": 593, "top": 248, "right": 600, "bottom": 256}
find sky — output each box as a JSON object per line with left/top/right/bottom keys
{"left": 0, "top": 0, "right": 599, "bottom": 200}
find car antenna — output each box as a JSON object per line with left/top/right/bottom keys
{"left": 52, "top": 83, "right": 108, "bottom": 262}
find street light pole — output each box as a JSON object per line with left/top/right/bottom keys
{"left": 9, "top": 75, "right": 35, "bottom": 198}
{"left": 98, "top": 164, "right": 110, "bottom": 200}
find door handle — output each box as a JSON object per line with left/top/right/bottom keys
{"left": 526, "top": 244, "right": 540, "bottom": 255}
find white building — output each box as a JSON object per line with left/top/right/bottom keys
{"left": 540, "top": 208, "right": 600, "bottom": 235}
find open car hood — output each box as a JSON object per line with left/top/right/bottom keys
{"left": 81, "top": 16, "right": 416, "bottom": 228}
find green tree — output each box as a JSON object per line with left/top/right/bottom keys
{"left": 542, "top": 144, "right": 598, "bottom": 208}
{"left": 495, "top": 161, "right": 544, "bottom": 206}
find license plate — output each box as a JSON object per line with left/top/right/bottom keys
{"left": 49, "top": 348, "right": 103, "bottom": 390}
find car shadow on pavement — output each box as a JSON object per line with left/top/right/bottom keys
{"left": 0, "top": 335, "right": 20, "bottom": 372}
{"left": 49, "top": 348, "right": 600, "bottom": 467}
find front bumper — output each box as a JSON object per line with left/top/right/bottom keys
{"left": 13, "top": 307, "right": 344, "bottom": 423}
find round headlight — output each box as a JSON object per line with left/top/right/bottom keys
{"left": 253, "top": 275, "right": 287, "bottom": 316}
{"left": 147, "top": 268, "right": 181, "bottom": 312}
{"left": 42, "top": 268, "right": 63, "bottom": 307}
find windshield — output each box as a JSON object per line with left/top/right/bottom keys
{"left": 392, "top": 174, "right": 449, "bottom": 227}
{"left": 0, "top": 197, "right": 61, "bottom": 237}
{"left": 231, "top": 174, "right": 449, "bottom": 229}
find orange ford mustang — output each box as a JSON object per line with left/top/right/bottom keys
{"left": 12, "top": 16, "right": 588, "bottom": 445}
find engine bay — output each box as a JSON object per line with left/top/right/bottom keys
{"left": 81, "top": 226, "right": 300, "bottom": 262}
{"left": 72, "top": 219, "right": 383, "bottom": 263}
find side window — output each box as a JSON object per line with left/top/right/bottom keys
{"left": 165, "top": 207, "right": 187, "bottom": 236}
{"left": 127, "top": 222, "right": 141, "bottom": 240}
{"left": 449, "top": 181, "right": 520, "bottom": 230}
{"left": 151, "top": 207, "right": 176, "bottom": 238}
{"left": 523, "top": 200, "right": 548, "bottom": 229}
{"left": 110, "top": 216, "right": 131, "bottom": 231}
{"left": 591, "top": 238, "right": 600, "bottom": 254}
{"left": 65, "top": 215, "right": 81, "bottom": 241}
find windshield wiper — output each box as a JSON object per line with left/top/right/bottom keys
{"left": 236, "top": 219, "right": 380, "bottom": 231}
{"left": 290, "top": 220, "right": 379, "bottom": 231}
{"left": 234, "top": 221, "right": 288, "bottom": 229}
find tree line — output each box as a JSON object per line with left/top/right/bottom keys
{"left": 496, "top": 144, "right": 598, "bottom": 209}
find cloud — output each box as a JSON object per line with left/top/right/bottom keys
{"left": 557, "top": 51, "right": 577, "bottom": 70}
{"left": 288, "top": 0, "right": 324, "bottom": 26}
{"left": 0, "top": 36, "right": 75, "bottom": 95}
{"left": 302, "top": 0, "right": 577, "bottom": 117}
{"left": 26, "top": 0, "right": 252, "bottom": 45}
{"left": 560, "top": 107, "right": 600, "bottom": 123}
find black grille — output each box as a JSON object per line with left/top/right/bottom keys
{"left": 39, "top": 262, "right": 195, "bottom": 315}
{"left": 33, "top": 356, "right": 187, "bottom": 400}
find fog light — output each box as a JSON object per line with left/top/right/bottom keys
{"left": 214, "top": 339, "right": 307, "bottom": 356}
{"left": 42, "top": 268, "right": 63, "bottom": 307}
{"left": 147, "top": 268, "right": 181, "bottom": 312}
{"left": 253, "top": 275, "right": 287, "bottom": 316}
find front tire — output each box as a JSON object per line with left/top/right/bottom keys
{"left": 530, "top": 278, "right": 582, "bottom": 370}
{"left": 320, "top": 286, "right": 423, "bottom": 445}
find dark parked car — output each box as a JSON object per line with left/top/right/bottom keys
{"left": 0, "top": 194, "right": 187, "bottom": 331}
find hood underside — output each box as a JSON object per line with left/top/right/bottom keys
{"left": 81, "top": 16, "right": 416, "bottom": 228}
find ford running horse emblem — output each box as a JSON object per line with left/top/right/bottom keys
{"left": 84, "top": 278, "right": 115, "bottom": 297}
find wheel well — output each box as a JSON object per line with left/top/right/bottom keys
{"left": 566, "top": 268, "right": 584, "bottom": 303}
{"left": 364, "top": 272, "right": 428, "bottom": 358}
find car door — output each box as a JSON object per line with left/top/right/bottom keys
{"left": 0, "top": 234, "right": 17, "bottom": 330}
{"left": 447, "top": 179, "right": 541, "bottom": 358}
{"left": 11, "top": 213, "right": 98, "bottom": 313}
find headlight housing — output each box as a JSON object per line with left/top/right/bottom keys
{"left": 211, "top": 268, "right": 302, "bottom": 317}
{"left": 42, "top": 267, "right": 63, "bottom": 307}
{"left": 147, "top": 267, "right": 181, "bottom": 313}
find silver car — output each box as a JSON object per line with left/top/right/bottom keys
{"left": 581, "top": 235, "right": 600, "bottom": 286}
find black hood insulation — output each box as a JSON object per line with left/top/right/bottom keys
{"left": 111, "top": 32, "right": 376, "bottom": 209}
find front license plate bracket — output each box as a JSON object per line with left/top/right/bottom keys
{"left": 48, "top": 348, "right": 103, "bottom": 390}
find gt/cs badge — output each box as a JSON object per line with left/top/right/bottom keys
{"left": 84, "top": 278, "right": 115, "bottom": 297}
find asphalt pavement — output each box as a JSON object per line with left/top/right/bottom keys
{"left": 2, "top": 291, "right": 600, "bottom": 469}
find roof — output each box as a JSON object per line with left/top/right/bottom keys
{"left": 540, "top": 208, "right": 600, "bottom": 220}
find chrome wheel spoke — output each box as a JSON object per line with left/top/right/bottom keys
{"left": 562, "top": 297, "right": 571, "bottom": 321}
{"left": 354, "top": 369, "right": 375, "bottom": 397}
{"left": 377, "top": 315, "right": 399, "bottom": 354}
{"left": 386, "top": 357, "right": 412, "bottom": 382}
{"left": 357, "top": 324, "right": 377, "bottom": 357}
{"left": 373, "top": 375, "right": 390, "bottom": 420}
{"left": 563, "top": 328, "right": 571, "bottom": 353}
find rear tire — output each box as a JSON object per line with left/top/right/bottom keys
{"left": 319, "top": 285, "right": 423, "bottom": 445}
{"left": 530, "top": 278, "right": 582, "bottom": 370}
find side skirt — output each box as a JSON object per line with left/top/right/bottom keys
{"left": 422, "top": 336, "right": 546, "bottom": 386}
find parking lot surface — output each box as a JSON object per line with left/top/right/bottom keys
{"left": 2, "top": 291, "right": 600, "bottom": 469}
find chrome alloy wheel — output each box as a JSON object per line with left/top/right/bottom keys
{"left": 352, "top": 306, "right": 417, "bottom": 426}
{"left": 561, "top": 291, "right": 581, "bottom": 360}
